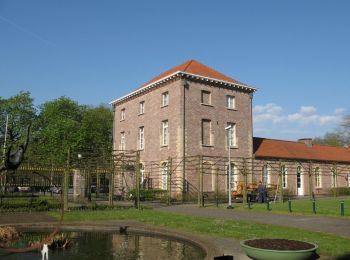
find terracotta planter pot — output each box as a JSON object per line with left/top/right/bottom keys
{"left": 240, "top": 239, "right": 318, "bottom": 260}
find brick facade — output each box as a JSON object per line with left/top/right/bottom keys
{"left": 111, "top": 60, "right": 350, "bottom": 197}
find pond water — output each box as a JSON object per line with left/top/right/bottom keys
{"left": 1, "top": 231, "right": 206, "bottom": 260}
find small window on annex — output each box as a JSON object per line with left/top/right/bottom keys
{"left": 281, "top": 165, "right": 287, "bottom": 188}
{"left": 162, "top": 92, "right": 169, "bottom": 107}
{"left": 315, "top": 167, "right": 321, "bottom": 188}
{"left": 227, "top": 95, "right": 235, "bottom": 109}
{"left": 201, "top": 90, "right": 211, "bottom": 105}
{"left": 262, "top": 165, "right": 269, "bottom": 185}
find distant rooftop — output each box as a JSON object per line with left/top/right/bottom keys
{"left": 253, "top": 137, "right": 350, "bottom": 163}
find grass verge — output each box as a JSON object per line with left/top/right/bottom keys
{"left": 232, "top": 197, "right": 350, "bottom": 218}
{"left": 49, "top": 208, "right": 350, "bottom": 257}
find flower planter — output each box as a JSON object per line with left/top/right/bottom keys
{"left": 240, "top": 239, "right": 318, "bottom": 260}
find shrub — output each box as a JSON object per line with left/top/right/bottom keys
{"left": 330, "top": 187, "right": 350, "bottom": 196}
{"left": 128, "top": 189, "right": 167, "bottom": 201}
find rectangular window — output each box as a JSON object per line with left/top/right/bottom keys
{"left": 315, "top": 167, "right": 321, "bottom": 188}
{"left": 138, "top": 126, "right": 144, "bottom": 150}
{"left": 162, "top": 92, "right": 169, "bottom": 107}
{"left": 348, "top": 173, "right": 350, "bottom": 187}
{"left": 262, "top": 165, "right": 270, "bottom": 185}
{"left": 202, "top": 119, "right": 212, "bottom": 146}
{"left": 331, "top": 170, "right": 337, "bottom": 188}
{"left": 120, "top": 132, "right": 125, "bottom": 150}
{"left": 227, "top": 123, "right": 237, "bottom": 147}
{"left": 139, "top": 101, "right": 145, "bottom": 115}
{"left": 121, "top": 108, "right": 125, "bottom": 121}
{"left": 201, "top": 90, "right": 211, "bottom": 105}
{"left": 227, "top": 95, "right": 235, "bottom": 109}
{"left": 162, "top": 120, "right": 169, "bottom": 146}
{"left": 282, "top": 166, "right": 287, "bottom": 188}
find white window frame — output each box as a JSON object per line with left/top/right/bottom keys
{"left": 348, "top": 173, "right": 350, "bottom": 187}
{"left": 121, "top": 108, "right": 125, "bottom": 121}
{"left": 162, "top": 120, "right": 169, "bottom": 146}
{"left": 139, "top": 101, "right": 145, "bottom": 115}
{"left": 138, "top": 126, "right": 144, "bottom": 150}
{"left": 120, "top": 132, "right": 125, "bottom": 150}
{"left": 282, "top": 165, "right": 287, "bottom": 188}
{"left": 227, "top": 163, "right": 237, "bottom": 191}
{"left": 227, "top": 123, "right": 237, "bottom": 147}
{"left": 140, "top": 163, "right": 145, "bottom": 187}
{"left": 161, "top": 162, "right": 168, "bottom": 190}
{"left": 315, "top": 167, "right": 322, "bottom": 188}
{"left": 296, "top": 166, "right": 302, "bottom": 188}
{"left": 162, "top": 92, "right": 169, "bottom": 107}
{"left": 262, "top": 165, "right": 270, "bottom": 185}
{"left": 331, "top": 169, "right": 337, "bottom": 188}
{"left": 227, "top": 95, "right": 235, "bottom": 109}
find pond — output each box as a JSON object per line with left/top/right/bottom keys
{"left": 1, "top": 231, "right": 206, "bottom": 260}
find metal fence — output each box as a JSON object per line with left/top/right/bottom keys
{"left": 1, "top": 149, "right": 350, "bottom": 209}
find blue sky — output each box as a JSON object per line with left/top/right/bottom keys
{"left": 1, "top": 0, "right": 349, "bottom": 141}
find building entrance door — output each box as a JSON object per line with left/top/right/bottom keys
{"left": 296, "top": 167, "right": 303, "bottom": 195}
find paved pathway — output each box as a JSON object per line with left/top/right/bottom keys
{"left": 155, "top": 204, "right": 350, "bottom": 238}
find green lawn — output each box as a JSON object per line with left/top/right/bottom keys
{"left": 49, "top": 209, "right": 350, "bottom": 257}
{"left": 232, "top": 197, "right": 350, "bottom": 217}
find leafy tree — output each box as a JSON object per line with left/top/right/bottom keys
{"left": 313, "top": 115, "right": 350, "bottom": 147}
{"left": 30, "top": 97, "right": 85, "bottom": 165}
{"left": 77, "top": 105, "right": 113, "bottom": 161}
{"left": 0, "top": 92, "right": 37, "bottom": 156}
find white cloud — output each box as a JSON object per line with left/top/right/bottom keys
{"left": 254, "top": 113, "right": 284, "bottom": 124}
{"left": 253, "top": 103, "right": 346, "bottom": 140}
{"left": 253, "top": 103, "right": 284, "bottom": 124}
{"left": 253, "top": 103, "right": 282, "bottom": 114}
{"left": 334, "top": 108, "right": 345, "bottom": 114}
{"left": 287, "top": 113, "right": 341, "bottom": 125}
{"left": 300, "top": 106, "right": 317, "bottom": 114}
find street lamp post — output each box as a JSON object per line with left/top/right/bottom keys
{"left": 225, "top": 125, "right": 233, "bottom": 208}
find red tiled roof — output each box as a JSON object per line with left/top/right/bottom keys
{"left": 139, "top": 59, "right": 243, "bottom": 89}
{"left": 253, "top": 137, "right": 350, "bottom": 163}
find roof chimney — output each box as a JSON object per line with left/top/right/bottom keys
{"left": 298, "top": 138, "right": 313, "bottom": 148}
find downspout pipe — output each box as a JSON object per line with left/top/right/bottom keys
{"left": 182, "top": 78, "right": 189, "bottom": 202}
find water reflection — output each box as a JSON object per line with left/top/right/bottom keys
{"left": 1, "top": 231, "right": 206, "bottom": 260}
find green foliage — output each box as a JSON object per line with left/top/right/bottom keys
{"left": 0, "top": 195, "right": 61, "bottom": 212}
{"left": 29, "top": 97, "right": 84, "bottom": 165}
{"left": 313, "top": 114, "right": 350, "bottom": 146}
{"left": 0, "top": 91, "right": 36, "bottom": 148}
{"left": 330, "top": 187, "right": 350, "bottom": 196}
{"left": 128, "top": 188, "right": 167, "bottom": 201}
{"left": 0, "top": 92, "right": 114, "bottom": 166}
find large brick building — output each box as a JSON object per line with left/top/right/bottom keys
{"left": 111, "top": 60, "right": 350, "bottom": 198}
